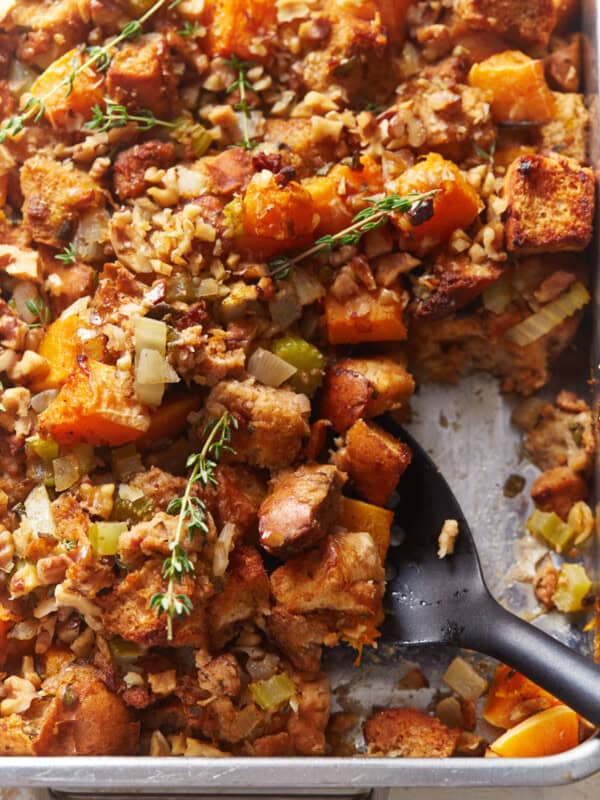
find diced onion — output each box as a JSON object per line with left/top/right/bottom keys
{"left": 482, "top": 273, "right": 512, "bottom": 315}
{"left": 53, "top": 455, "right": 80, "bottom": 492}
{"left": 31, "top": 389, "right": 59, "bottom": 414}
{"left": 12, "top": 281, "right": 40, "bottom": 324}
{"left": 135, "top": 317, "right": 167, "bottom": 358}
{"left": 135, "top": 380, "right": 165, "bottom": 407}
{"left": 60, "top": 296, "right": 91, "bottom": 320}
{"left": 443, "top": 656, "right": 488, "bottom": 701}
{"left": 197, "top": 278, "right": 221, "bottom": 298}
{"left": 270, "top": 287, "right": 301, "bottom": 328}
{"left": 136, "top": 348, "right": 180, "bottom": 385}
{"left": 119, "top": 483, "right": 145, "bottom": 503}
{"left": 88, "top": 521, "right": 127, "bottom": 557}
{"left": 291, "top": 268, "right": 325, "bottom": 306}
{"left": 247, "top": 347, "right": 298, "bottom": 388}
{"left": 24, "top": 484, "right": 56, "bottom": 537}
{"left": 74, "top": 208, "right": 110, "bottom": 263}
{"left": 8, "top": 60, "right": 36, "bottom": 96}
{"left": 249, "top": 673, "right": 296, "bottom": 711}
{"left": 505, "top": 282, "right": 590, "bottom": 346}
{"left": 212, "top": 522, "right": 238, "bottom": 577}
{"left": 70, "top": 443, "right": 96, "bottom": 475}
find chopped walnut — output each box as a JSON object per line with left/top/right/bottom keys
{"left": 0, "top": 675, "right": 37, "bottom": 716}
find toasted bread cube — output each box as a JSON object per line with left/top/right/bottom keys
{"left": 504, "top": 154, "right": 594, "bottom": 254}
{"left": 530, "top": 466, "right": 587, "bottom": 520}
{"left": 540, "top": 93, "right": 589, "bottom": 165}
{"left": 455, "top": 0, "right": 557, "bottom": 49}
{"left": 364, "top": 707, "right": 461, "bottom": 757}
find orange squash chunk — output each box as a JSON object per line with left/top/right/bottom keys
{"left": 304, "top": 158, "right": 384, "bottom": 236}
{"left": 237, "top": 173, "right": 316, "bottom": 258}
{"left": 468, "top": 51, "right": 556, "bottom": 124}
{"left": 489, "top": 705, "right": 579, "bottom": 757}
{"left": 207, "top": 0, "right": 277, "bottom": 62}
{"left": 393, "top": 153, "right": 481, "bottom": 248}
{"left": 39, "top": 359, "right": 150, "bottom": 447}
{"left": 30, "top": 49, "right": 104, "bottom": 130}
{"left": 31, "top": 315, "right": 104, "bottom": 393}
{"left": 135, "top": 393, "right": 203, "bottom": 450}
{"left": 338, "top": 496, "right": 393, "bottom": 563}
{"left": 325, "top": 289, "right": 407, "bottom": 344}
{"left": 483, "top": 665, "right": 561, "bottom": 729}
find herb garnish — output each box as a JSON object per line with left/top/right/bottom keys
{"left": 225, "top": 55, "right": 256, "bottom": 151}
{"left": 55, "top": 243, "right": 77, "bottom": 265}
{"left": 150, "top": 411, "right": 237, "bottom": 640}
{"left": 269, "top": 190, "right": 438, "bottom": 279}
{"left": 86, "top": 98, "right": 178, "bottom": 134}
{"left": 25, "top": 297, "right": 51, "bottom": 328}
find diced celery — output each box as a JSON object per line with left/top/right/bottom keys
{"left": 552, "top": 563, "right": 592, "bottom": 613}
{"left": 271, "top": 336, "right": 326, "bottom": 395}
{"left": 88, "top": 521, "right": 127, "bottom": 556}
{"left": 526, "top": 509, "right": 574, "bottom": 554}
{"left": 28, "top": 435, "right": 60, "bottom": 462}
{"left": 112, "top": 495, "right": 153, "bottom": 523}
{"left": 111, "top": 444, "right": 143, "bottom": 482}
{"left": 109, "top": 637, "right": 143, "bottom": 662}
{"left": 249, "top": 673, "right": 296, "bottom": 711}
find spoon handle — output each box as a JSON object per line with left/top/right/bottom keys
{"left": 462, "top": 598, "right": 600, "bottom": 727}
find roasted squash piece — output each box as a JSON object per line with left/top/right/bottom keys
{"left": 304, "top": 158, "right": 383, "bottom": 236}
{"left": 392, "top": 154, "right": 481, "bottom": 250}
{"left": 325, "top": 288, "right": 408, "bottom": 345}
{"left": 39, "top": 359, "right": 150, "bottom": 447}
{"left": 31, "top": 315, "right": 104, "bottom": 393}
{"left": 29, "top": 49, "right": 105, "bottom": 130}
{"left": 237, "top": 173, "right": 316, "bottom": 258}
{"left": 488, "top": 706, "right": 578, "bottom": 757}
{"left": 468, "top": 51, "right": 556, "bottom": 124}
{"left": 483, "top": 665, "right": 561, "bottom": 729}
{"left": 338, "top": 496, "right": 393, "bottom": 563}
{"left": 207, "top": 0, "right": 277, "bottom": 61}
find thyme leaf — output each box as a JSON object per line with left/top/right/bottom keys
{"left": 86, "top": 98, "right": 177, "bottom": 133}
{"left": 55, "top": 243, "right": 77, "bottom": 265}
{"left": 225, "top": 54, "right": 256, "bottom": 151}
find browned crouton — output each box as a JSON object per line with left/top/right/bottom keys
{"left": 525, "top": 392, "right": 595, "bottom": 472}
{"left": 34, "top": 666, "right": 140, "bottom": 755}
{"left": 530, "top": 466, "right": 587, "bottom": 519}
{"left": 209, "top": 546, "right": 270, "bottom": 649}
{"left": 333, "top": 419, "right": 412, "bottom": 506}
{"left": 106, "top": 34, "right": 179, "bottom": 119}
{"left": 540, "top": 93, "right": 588, "bottom": 164}
{"left": 101, "top": 559, "right": 212, "bottom": 648}
{"left": 263, "top": 119, "right": 352, "bottom": 178}
{"left": 9, "top": 0, "right": 90, "bottom": 69}
{"left": 20, "top": 156, "right": 105, "bottom": 248}
{"left": 259, "top": 464, "right": 346, "bottom": 557}
{"left": 271, "top": 531, "right": 384, "bottom": 621}
{"left": 363, "top": 707, "right": 461, "bottom": 757}
{"left": 268, "top": 606, "right": 329, "bottom": 674}
{"left": 455, "top": 0, "right": 557, "bottom": 48}
{"left": 320, "top": 356, "right": 415, "bottom": 433}
{"left": 415, "top": 256, "right": 503, "bottom": 320}
{"left": 504, "top": 154, "right": 594, "bottom": 254}
{"left": 112, "top": 140, "right": 176, "bottom": 201}
{"left": 205, "top": 379, "right": 310, "bottom": 470}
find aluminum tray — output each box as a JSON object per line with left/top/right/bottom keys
{"left": 2, "top": 1, "right": 600, "bottom": 793}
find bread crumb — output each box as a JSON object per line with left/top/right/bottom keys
{"left": 438, "top": 518, "right": 459, "bottom": 558}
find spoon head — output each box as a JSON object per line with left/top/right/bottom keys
{"left": 381, "top": 421, "right": 492, "bottom": 646}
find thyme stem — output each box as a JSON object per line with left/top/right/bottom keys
{"left": 268, "top": 190, "right": 439, "bottom": 279}
{"left": 225, "top": 55, "right": 255, "bottom": 151}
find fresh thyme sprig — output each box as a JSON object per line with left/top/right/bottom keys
{"left": 86, "top": 97, "right": 178, "bottom": 134}
{"left": 178, "top": 21, "right": 200, "bottom": 36}
{"left": 55, "top": 243, "right": 77, "bottom": 265}
{"left": 150, "top": 411, "right": 237, "bottom": 641}
{"left": 0, "top": 0, "right": 182, "bottom": 144}
{"left": 269, "top": 190, "right": 439, "bottom": 279}
{"left": 474, "top": 141, "right": 496, "bottom": 165}
{"left": 225, "top": 55, "right": 255, "bottom": 151}
{"left": 25, "top": 297, "right": 51, "bottom": 328}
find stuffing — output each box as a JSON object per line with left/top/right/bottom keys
{"left": 259, "top": 463, "right": 346, "bottom": 557}
{"left": 112, "top": 141, "right": 177, "bottom": 202}
{"left": 332, "top": 420, "right": 412, "bottom": 506}
{"left": 530, "top": 466, "right": 588, "bottom": 519}
{"left": 320, "top": 356, "right": 415, "bottom": 433}
{"left": 539, "top": 93, "right": 589, "bottom": 165}
{"left": 414, "top": 255, "right": 503, "bottom": 320}
{"left": 205, "top": 379, "right": 311, "bottom": 470}
{"left": 363, "top": 707, "right": 461, "bottom": 757}
{"left": 504, "top": 154, "right": 594, "bottom": 254}
{"left": 455, "top": 0, "right": 557, "bottom": 48}
{"left": 20, "top": 156, "right": 105, "bottom": 249}
{"left": 525, "top": 392, "right": 595, "bottom": 473}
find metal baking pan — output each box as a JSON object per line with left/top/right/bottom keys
{"left": 2, "top": 0, "right": 600, "bottom": 794}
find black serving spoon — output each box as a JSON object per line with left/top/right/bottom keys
{"left": 382, "top": 420, "right": 600, "bottom": 727}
